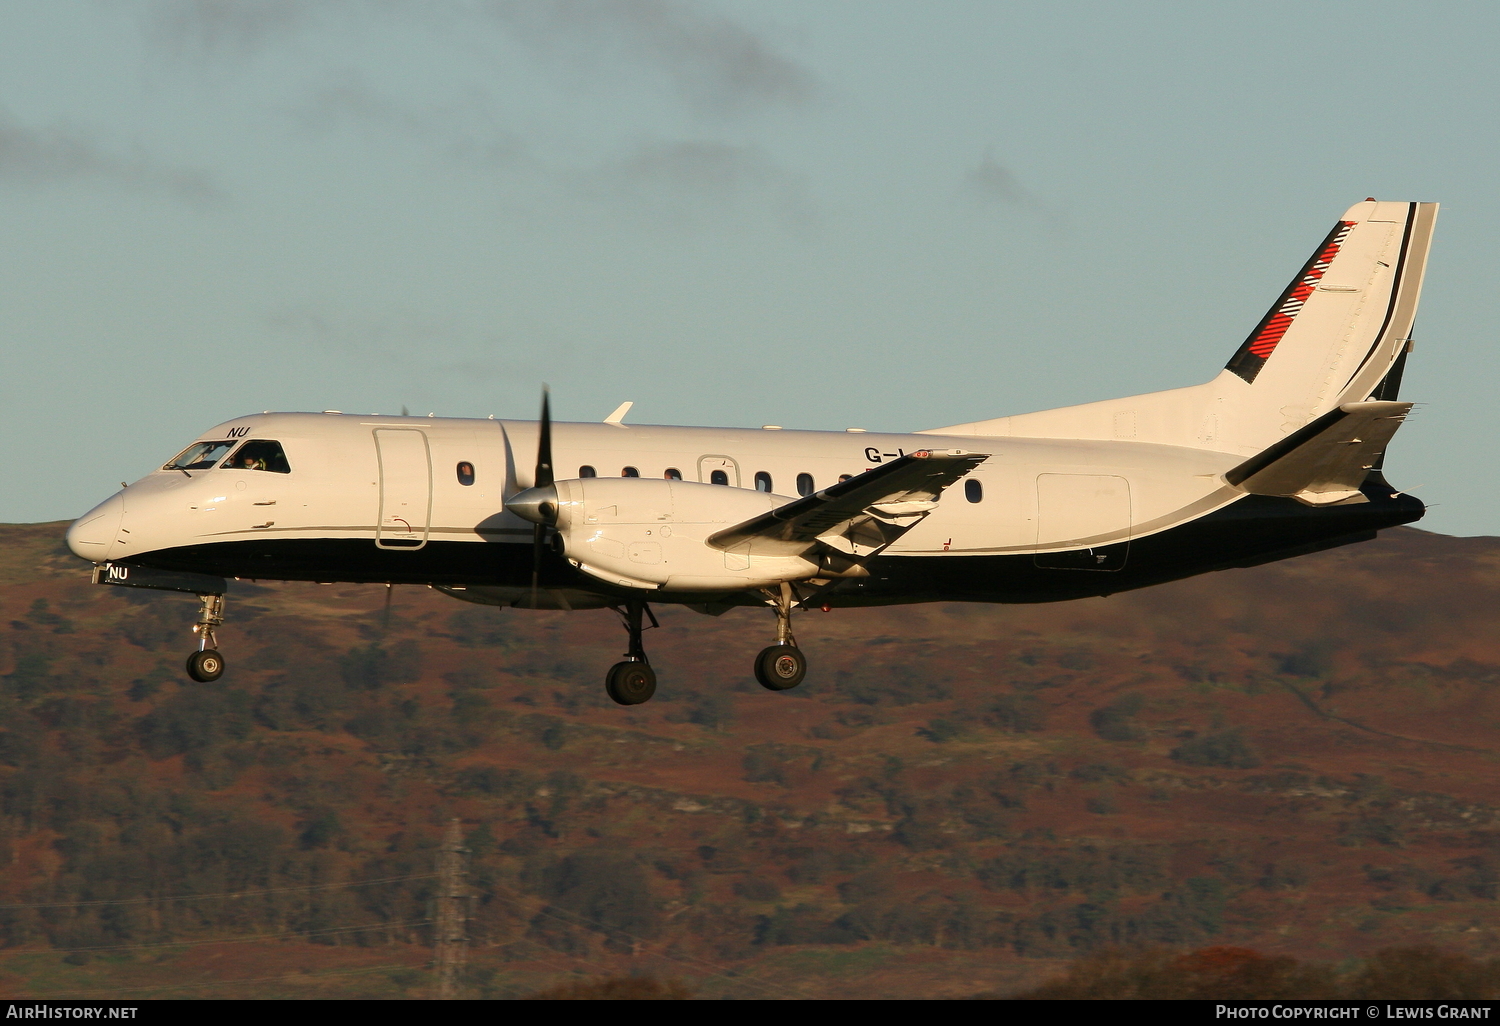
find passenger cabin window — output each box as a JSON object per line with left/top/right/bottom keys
{"left": 710, "top": 470, "right": 729, "bottom": 485}
{"left": 622, "top": 466, "right": 640, "bottom": 478}
{"left": 579, "top": 465, "right": 597, "bottom": 478}
{"left": 754, "top": 471, "right": 772, "bottom": 493}
{"left": 965, "top": 479, "right": 983, "bottom": 503}
{"left": 796, "top": 473, "right": 814, "bottom": 497}
{"left": 225, "top": 440, "right": 291, "bottom": 474}
{"left": 164, "top": 440, "right": 236, "bottom": 471}
{"left": 664, "top": 468, "right": 682, "bottom": 480}
{"left": 838, "top": 474, "right": 853, "bottom": 483}
{"left": 457, "top": 461, "right": 476, "bottom": 486}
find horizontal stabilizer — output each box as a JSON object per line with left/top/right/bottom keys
{"left": 708, "top": 449, "right": 988, "bottom": 558}
{"left": 1224, "top": 400, "right": 1412, "bottom": 506}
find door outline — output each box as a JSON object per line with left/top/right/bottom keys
{"left": 1033, "top": 473, "right": 1131, "bottom": 571}
{"left": 696, "top": 454, "right": 742, "bottom": 488}
{"left": 374, "top": 428, "right": 433, "bottom": 550}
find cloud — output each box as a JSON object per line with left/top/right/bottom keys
{"left": 0, "top": 105, "right": 222, "bottom": 203}
{"left": 481, "top": 0, "right": 816, "bottom": 116}
{"left": 959, "top": 149, "right": 1067, "bottom": 233}
{"left": 144, "top": 1, "right": 815, "bottom": 118}
{"left": 963, "top": 150, "right": 1037, "bottom": 207}
{"left": 579, "top": 138, "right": 813, "bottom": 225}
{"left": 290, "top": 74, "right": 524, "bottom": 169}
{"left": 134, "top": 2, "right": 817, "bottom": 215}
{"left": 610, "top": 139, "right": 785, "bottom": 196}
{"left": 290, "top": 77, "right": 812, "bottom": 225}
{"left": 144, "top": 0, "right": 333, "bottom": 56}
{"left": 265, "top": 304, "right": 556, "bottom": 383}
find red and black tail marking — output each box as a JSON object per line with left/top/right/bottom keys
{"left": 1225, "top": 220, "right": 1356, "bottom": 383}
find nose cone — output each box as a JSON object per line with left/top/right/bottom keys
{"left": 504, "top": 484, "right": 558, "bottom": 525}
{"left": 66, "top": 492, "right": 124, "bottom": 562}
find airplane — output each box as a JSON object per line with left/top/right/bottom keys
{"left": 66, "top": 198, "right": 1438, "bottom": 706}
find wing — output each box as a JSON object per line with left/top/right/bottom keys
{"left": 707, "top": 449, "right": 989, "bottom": 559}
{"left": 1224, "top": 400, "right": 1412, "bottom": 505}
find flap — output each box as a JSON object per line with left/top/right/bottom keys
{"left": 707, "top": 449, "right": 988, "bottom": 556}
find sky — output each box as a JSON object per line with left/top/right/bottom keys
{"left": 2, "top": 1, "right": 1497, "bottom": 535}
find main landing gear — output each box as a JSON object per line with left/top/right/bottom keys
{"left": 604, "top": 597, "right": 657, "bottom": 706}
{"left": 754, "top": 583, "right": 807, "bottom": 692}
{"left": 185, "top": 592, "right": 226, "bottom": 683}
{"left": 599, "top": 585, "right": 809, "bottom": 705}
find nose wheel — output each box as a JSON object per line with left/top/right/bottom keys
{"left": 186, "top": 649, "right": 225, "bottom": 682}
{"left": 605, "top": 598, "right": 659, "bottom": 705}
{"left": 185, "top": 592, "right": 227, "bottom": 683}
{"left": 755, "top": 583, "right": 808, "bottom": 691}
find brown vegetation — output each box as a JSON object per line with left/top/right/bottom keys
{"left": 527, "top": 975, "right": 691, "bottom": 999}
{"left": 1, "top": 523, "right": 1500, "bottom": 998}
{"left": 1004, "top": 944, "right": 1500, "bottom": 999}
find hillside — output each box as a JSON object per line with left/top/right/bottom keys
{"left": 1, "top": 522, "right": 1499, "bottom": 999}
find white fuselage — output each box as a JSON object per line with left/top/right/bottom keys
{"left": 69, "top": 412, "right": 1246, "bottom": 570}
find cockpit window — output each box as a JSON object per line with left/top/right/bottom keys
{"left": 164, "top": 440, "right": 237, "bottom": 471}
{"left": 224, "top": 439, "right": 291, "bottom": 474}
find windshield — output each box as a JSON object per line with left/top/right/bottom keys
{"left": 164, "top": 440, "right": 237, "bottom": 471}
{"left": 223, "top": 439, "right": 291, "bottom": 474}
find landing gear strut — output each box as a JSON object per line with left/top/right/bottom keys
{"left": 604, "top": 597, "right": 657, "bottom": 705}
{"left": 185, "top": 592, "right": 226, "bottom": 683}
{"left": 755, "top": 583, "right": 807, "bottom": 691}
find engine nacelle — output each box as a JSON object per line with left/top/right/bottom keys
{"left": 513, "top": 477, "right": 820, "bottom": 592}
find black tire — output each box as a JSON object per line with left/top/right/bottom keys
{"left": 186, "top": 649, "right": 225, "bottom": 683}
{"left": 754, "top": 645, "right": 806, "bottom": 691}
{"left": 605, "top": 661, "right": 657, "bottom": 705}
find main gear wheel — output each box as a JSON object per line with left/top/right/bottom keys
{"left": 754, "top": 645, "right": 806, "bottom": 691}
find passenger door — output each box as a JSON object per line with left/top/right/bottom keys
{"left": 374, "top": 429, "right": 432, "bottom": 549}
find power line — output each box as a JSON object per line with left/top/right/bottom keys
{"left": 0, "top": 872, "right": 439, "bottom": 910}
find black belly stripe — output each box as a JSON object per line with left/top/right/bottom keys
{"left": 123, "top": 487, "right": 1423, "bottom": 604}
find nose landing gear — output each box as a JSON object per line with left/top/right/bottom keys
{"left": 186, "top": 648, "right": 225, "bottom": 682}
{"left": 754, "top": 583, "right": 807, "bottom": 691}
{"left": 185, "top": 592, "right": 226, "bottom": 683}
{"left": 604, "top": 597, "right": 657, "bottom": 705}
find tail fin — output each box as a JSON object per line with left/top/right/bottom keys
{"left": 1219, "top": 200, "right": 1437, "bottom": 417}
{"left": 921, "top": 199, "right": 1438, "bottom": 456}
{"left": 1224, "top": 218, "right": 1361, "bottom": 384}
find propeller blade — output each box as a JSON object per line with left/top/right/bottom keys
{"left": 531, "top": 523, "right": 544, "bottom": 610}
{"left": 532, "top": 386, "right": 553, "bottom": 609}
{"left": 535, "top": 387, "right": 553, "bottom": 489}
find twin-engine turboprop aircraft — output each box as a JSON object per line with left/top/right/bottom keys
{"left": 67, "top": 199, "right": 1438, "bottom": 705}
